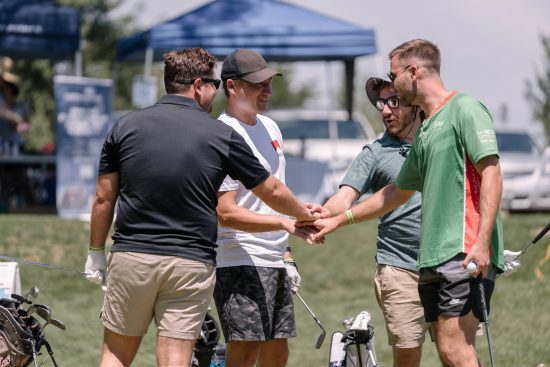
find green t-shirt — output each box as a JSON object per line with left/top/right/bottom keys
{"left": 396, "top": 92, "right": 504, "bottom": 270}
{"left": 341, "top": 131, "right": 421, "bottom": 271}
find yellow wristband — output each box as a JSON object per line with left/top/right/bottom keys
{"left": 89, "top": 246, "right": 105, "bottom": 252}
{"left": 345, "top": 209, "right": 355, "bottom": 225}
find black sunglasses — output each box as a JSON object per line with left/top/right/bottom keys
{"left": 375, "top": 95, "right": 400, "bottom": 111}
{"left": 201, "top": 77, "right": 221, "bottom": 90}
{"left": 387, "top": 64, "right": 411, "bottom": 83}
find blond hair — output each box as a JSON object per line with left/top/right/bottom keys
{"left": 389, "top": 39, "right": 441, "bottom": 73}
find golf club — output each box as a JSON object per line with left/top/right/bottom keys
{"left": 295, "top": 292, "right": 326, "bottom": 349}
{"left": 514, "top": 221, "right": 550, "bottom": 260}
{"left": 0, "top": 254, "right": 84, "bottom": 275}
{"left": 494, "top": 221, "right": 550, "bottom": 279}
{"left": 49, "top": 318, "right": 66, "bottom": 331}
{"left": 478, "top": 274, "right": 495, "bottom": 367}
{"left": 35, "top": 306, "right": 52, "bottom": 325}
{"left": 0, "top": 254, "right": 108, "bottom": 291}
{"left": 468, "top": 263, "right": 495, "bottom": 367}
{"left": 23, "top": 286, "right": 39, "bottom": 301}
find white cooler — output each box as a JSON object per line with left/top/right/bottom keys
{"left": 0, "top": 262, "right": 21, "bottom": 298}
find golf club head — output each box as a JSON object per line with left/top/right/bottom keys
{"left": 341, "top": 316, "right": 354, "bottom": 330}
{"left": 35, "top": 307, "right": 52, "bottom": 322}
{"left": 27, "top": 286, "right": 39, "bottom": 299}
{"left": 49, "top": 318, "right": 66, "bottom": 331}
{"left": 33, "top": 303, "right": 52, "bottom": 313}
{"left": 315, "top": 329, "right": 326, "bottom": 349}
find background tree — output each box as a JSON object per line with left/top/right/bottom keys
{"left": 11, "top": 0, "right": 139, "bottom": 153}
{"left": 526, "top": 35, "right": 550, "bottom": 142}
{"left": 11, "top": 2, "right": 314, "bottom": 153}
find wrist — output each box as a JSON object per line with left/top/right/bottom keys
{"left": 280, "top": 217, "right": 291, "bottom": 232}
{"left": 283, "top": 258, "right": 295, "bottom": 264}
{"left": 345, "top": 209, "right": 355, "bottom": 225}
{"left": 89, "top": 245, "right": 105, "bottom": 252}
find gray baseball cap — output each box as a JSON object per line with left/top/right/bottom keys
{"left": 365, "top": 77, "right": 391, "bottom": 106}
{"left": 221, "top": 49, "right": 282, "bottom": 83}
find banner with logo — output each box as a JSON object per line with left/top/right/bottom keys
{"left": 54, "top": 76, "right": 112, "bottom": 219}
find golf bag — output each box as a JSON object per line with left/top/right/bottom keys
{"left": 191, "top": 311, "right": 224, "bottom": 367}
{"left": 0, "top": 290, "right": 60, "bottom": 367}
{"left": 328, "top": 311, "right": 378, "bottom": 367}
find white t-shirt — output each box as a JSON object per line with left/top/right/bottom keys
{"left": 216, "top": 112, "right": 289, "bottom": 268}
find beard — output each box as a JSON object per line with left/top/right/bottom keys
{"left": 385, "top": 110, "right": 415, "bottom": 138}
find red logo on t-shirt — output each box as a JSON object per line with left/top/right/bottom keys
{"left": 271, "top": 140, "right": 282, "bottom": 152}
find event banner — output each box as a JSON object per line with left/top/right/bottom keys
{"left": 54, "top": 76, "right": 113, "bottom": 219}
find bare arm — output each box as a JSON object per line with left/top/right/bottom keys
{"left": 0, "top": 107, "right": 25, "bottom": 126}
{"left": 463, "top": 155, "right": 502, "bottom": 273}
{"left": 250, "top": 175, "right": 317, "bottom": 222}
{"left": 323, "top": 185, "right": 360, "bottom": 216}
{"left": 89, "top": 172, "right": 119, "bottom": 248}
{"left": 217, "top": 190, "right": 295, "bottom": 233}
{"left": 311, "top": 183, "right": 414, "bottom": 240}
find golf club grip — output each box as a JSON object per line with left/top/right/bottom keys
{"left": 533, "top": 222, "right": 550, "bottom": 244}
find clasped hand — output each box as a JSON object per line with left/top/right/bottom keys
{"left": 293, "top": 203, "right": 334, "bottom": 244}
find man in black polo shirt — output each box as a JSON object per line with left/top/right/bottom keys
{"left": 84, "top": 48, "right": 320, "bottom": 367}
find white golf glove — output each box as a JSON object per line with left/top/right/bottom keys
{"left": 503, "top": 249, "right": 521, "bottom": 276}
{"left": 284, "top": 259, "right": 301, "bottom": 293}
{"left": 84, "top": 248, "right": 107, "bottom": 286}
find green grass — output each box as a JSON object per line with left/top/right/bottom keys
{"left": 1, "top": 213, "right": 550, "bottom": 366}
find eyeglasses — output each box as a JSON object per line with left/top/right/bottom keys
{"left": 387, "top": 64, "right": 411, "bottom": 83}
{"left": 201, "top": 77, "right": 221, "bottom": 90}
{"left": 375, "top": 96, "right": 400, "bottom": 111}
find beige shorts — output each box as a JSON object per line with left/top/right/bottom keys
{"left": 374, "top": 264, "right": 430, "bottom": 348}
{"left": 101, "top": 251, "right": 215, "bottom": 339}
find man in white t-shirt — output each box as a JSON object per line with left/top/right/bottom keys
{"left": 214, "top": 49, "right": 312, "bottom": 367}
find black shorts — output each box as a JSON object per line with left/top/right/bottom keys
{"left": 213, "top": 265, "right": 296, "bottom": 342}
{"left": 418, "top": 253, "right": 496, "bottom": 323}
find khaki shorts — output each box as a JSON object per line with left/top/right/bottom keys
{"left": 374, "top": 264, "right": 430, "bottom": 348}
{"left": 101, "top": 252, "right": 215, "bottom": 339}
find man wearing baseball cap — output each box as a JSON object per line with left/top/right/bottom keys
{"left": 323, "top": 77, "right": 427, "bottom": 366}
{"left": 214, "top": 49, "right": 315, "bottom": 367}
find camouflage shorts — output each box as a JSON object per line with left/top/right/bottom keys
{"left": 213, "top": 265, "right": 296, "bottom": 341}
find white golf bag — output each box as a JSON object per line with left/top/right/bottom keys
{"left": 328, "top": 311, "right": 378, "bottom": 367}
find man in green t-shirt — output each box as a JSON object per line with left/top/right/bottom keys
{"left": 323, "top": 77, "right": 427, "bottom": 367}
{"left": 309, "top": 39, "right": 504, "bottom": 366}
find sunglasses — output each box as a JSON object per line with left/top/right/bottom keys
{"left": 201, "top": 77, "right": 221, "bottom": 90}
{"left": 387, "top": 64, "right": 411, "bottom": 83}
{"left": 375, "top": 96, "right": 400, "bottom": 111}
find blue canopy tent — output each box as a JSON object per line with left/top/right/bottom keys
{"left": 116, "top": 0, "right": 377, "bottom": 116}
{"left": 0, "top": 0, "right": 80, "bottom": 61}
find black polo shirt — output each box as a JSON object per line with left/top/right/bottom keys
{"left": 98, "top": 95, "right": 269, "bottom": 264}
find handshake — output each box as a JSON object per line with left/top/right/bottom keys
{"left": 284, "top": 203, "right": 341, "bottom": 245}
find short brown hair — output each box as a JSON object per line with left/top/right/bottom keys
{"left": 163, "top": 48, "right": 217, "bottom": 94}
{"left": 389, "top": 39, "right": 441, "bottom": 73}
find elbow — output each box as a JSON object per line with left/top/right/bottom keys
{"left": 217, "top": 213, "right": 230, "bottom": 227}
{"left": 94, "top": 194, "right": 114, "bottom": 209}
{"left": 216, "top": 208, "right": 237, "bottom": 227}
{"left": 252, "top": 176, "right": 284, "bottom": 203}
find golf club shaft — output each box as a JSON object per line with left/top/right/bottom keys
{"left": 517, "top": 221, "right": 550, "bottom": 259}
{"left": 295, "top": 292, "right": 325, "bottom": 331}
{"left": 478, "top": 275, "right": 495, "bottom": 367}
{"left": 0, "top": 254, "right": 84, "bottom": 275}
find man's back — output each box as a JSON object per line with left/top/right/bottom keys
{"left": 100, "top": 95, "right": 268, "bottom": 263}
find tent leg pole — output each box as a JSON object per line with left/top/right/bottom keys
{"left": 144, "top": 47, "right": 153, "bottom": 77}
{"left": 344, "top": 58, "right": 355, "bottom": 119}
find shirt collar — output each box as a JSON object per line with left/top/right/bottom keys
{"left": 157, "top": 94, "right": 203, "bottom": 110}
